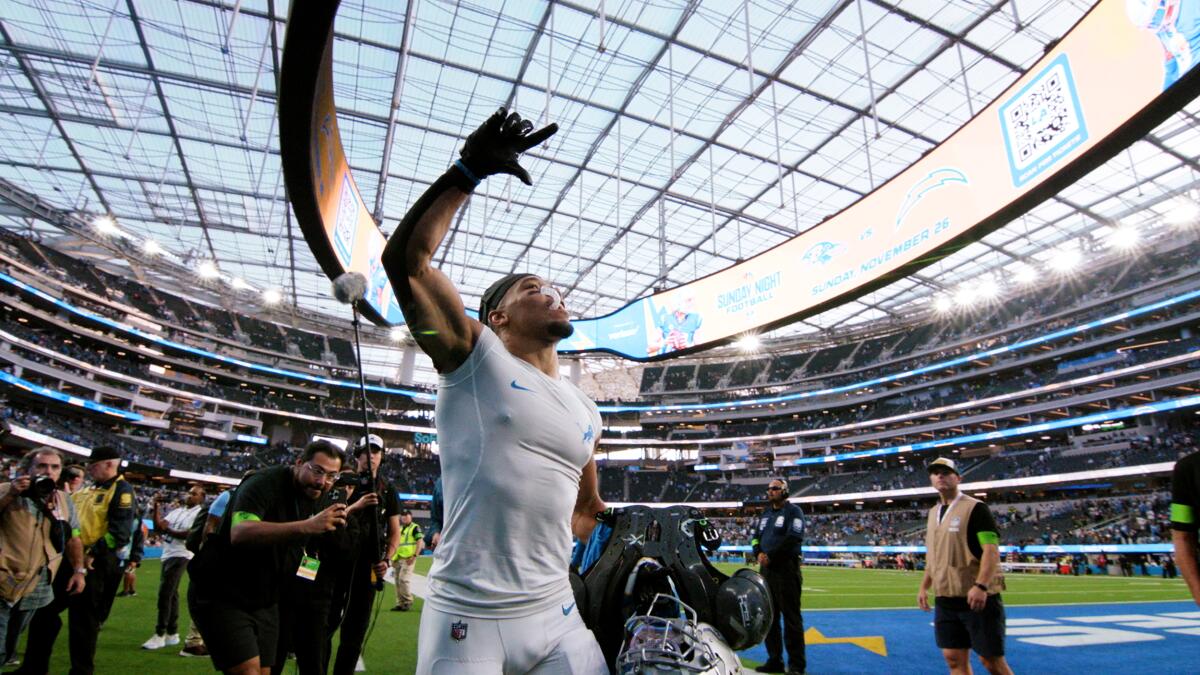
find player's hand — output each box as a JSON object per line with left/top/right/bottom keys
{"left": 917, "top": 587, "right": 930, "bottom": 612}
{"left": 307, "top": 504, "right": 348, "bottom": 533}
{"left": 346, "top": 493, "right": 378, "bottom": 515}
{"left": 757, "top": 552, "right": 769, "bottom": 568}
{"left": 373, "top": 560, "right": 389, "bottom": 579}
{"left": 458, "top": 108, "right": 557, "bottom": 185}
{"left": 431, "top": 532, "right": 441, "bottom": 548}
{"left": 967, "top": 585, "right": 988, "bottom": 612}
{"left": 10, "top": 475, "right": 31, "bottom": 494}
{"left": 572, "top": 497, "right": 607, "bottom": 540}
{"left": 66, "top": 571, "right": 86, "bottom": 595}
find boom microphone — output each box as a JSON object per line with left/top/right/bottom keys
{"left": 331, "top": 272, "right": 368, "bottom": 305}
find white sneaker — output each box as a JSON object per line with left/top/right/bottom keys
{"left": 142, "top": 634, "right": 166, "bottom": 650}
{"left": 163, "top": 634, "right": 181, "bottom": 646}
{"left": 356, "top": 655, "right": 366, "bottom": 672}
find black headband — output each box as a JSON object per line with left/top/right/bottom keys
{"left": 477, "top": 273, "right": 536, "bottom": 327}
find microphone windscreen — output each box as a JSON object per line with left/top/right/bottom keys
{"left": 331, "top": 272, "right": 368, "bottom": 304}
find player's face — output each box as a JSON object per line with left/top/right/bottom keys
{"left": 497, "top": 276, "right": 573, "bottom": 340}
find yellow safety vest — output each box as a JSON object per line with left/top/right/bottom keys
{"left": 74, "top": 476, "right": 130, "bottom": 548}
{"left": 392, "top": 523, "right": 422, "bottom": 561}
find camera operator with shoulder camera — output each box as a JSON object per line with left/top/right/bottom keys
{"left": 0, "top": 448, "right": 85, "bottom": 666}
{"left": 330, "top": 434, "right": 400, "bottom": 675}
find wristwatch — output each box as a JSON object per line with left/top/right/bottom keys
{"left": 973, "top": 582, "right": 988, "bottom": 592}
{"left": 74, "top": 568, "right": 87, "bottom": 576}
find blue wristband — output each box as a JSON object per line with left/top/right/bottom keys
{"left": 453, "top": 159, "right": 481, "bottom": 186}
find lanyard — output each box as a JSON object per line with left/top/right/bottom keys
{"left": 937, "top": 493, "right": 963, "bottom": 526}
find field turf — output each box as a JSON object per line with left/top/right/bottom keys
{"left": 10, "top": 558, "right": 1191, "bottom": 674}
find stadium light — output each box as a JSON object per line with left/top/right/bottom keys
{"left": 933, "top": 295, "right": 954, "bottom": 312}
{"left": 1108, "top": 225, "right": 1139, "bottom": 250}
{"left": 261, "top": 288, "right": 282, "bottom": 305}
{"left": 230, "top": 277, "right": 250, "bottom": 290}
{"left": 954, "top": 285, "right": 976, "bottom": 307}
{"left": 92, "top": 215, "right": 119, "bottom": 236}
{"left": 735, "top": 335, "right": 760, "bottom": 352}
{"left": 1048, "top": 247, "right": 1082, "bottom": 273}
{"left": 1012, "top": 265, "right": 1038, "bottom": 284}
{"left": 390, "top": 327, "right": 406, "bottom": 342}
{"left": 142, "top": 239, "right": 162, "bottom": 256}
{"left": 976, "top": 276, "right": 999, "bottom": 299}
{"left": 196, "top": 261, "right": 219, "bottom": 279}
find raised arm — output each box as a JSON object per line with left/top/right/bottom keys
{"left": 382, "top": 108, "right": 557, "bottom": 373}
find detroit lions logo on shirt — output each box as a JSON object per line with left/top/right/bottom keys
{"left": 580, "top": 424, "right": 594, "bottom": 444}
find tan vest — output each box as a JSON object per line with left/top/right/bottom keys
{"left": 925, "top": 493, "right": 1004, "bottom": 598}
{"left": 0, "top": 484, "right": 71, "bottom": 603}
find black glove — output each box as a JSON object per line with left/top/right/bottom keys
{"left": 456, "top": 108, "right": 557, "bottom": 186}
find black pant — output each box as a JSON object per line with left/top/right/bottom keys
{"left": 762, "top": 558, "right": 806, "bottom": 672}
{"left": 18, "top": 550, "right": 121, "bottom": 675}
{"left": 156, "top": 557, "right": 188, "bottom": 635}
{"left": 331, "top": 561, "right": 379, "bottom": 675}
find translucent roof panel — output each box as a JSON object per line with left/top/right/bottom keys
{"left": 2, "top": 0, "right": 1199, "bottom": 384}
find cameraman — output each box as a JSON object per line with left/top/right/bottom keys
{"left": 187, "top": 440, "right": 348, "bottom": 675}
{"left": 0, "top": 448, "right": 85, "bottom": 665}
{"left": 331, "top": 434, "right": 400, "bottom": 675}
{"left": 17, "top": 445, "right": 133, "bottom": 675}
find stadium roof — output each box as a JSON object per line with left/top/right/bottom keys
{"left": 1, "top": 0, "right": 1199, "bottom": 355}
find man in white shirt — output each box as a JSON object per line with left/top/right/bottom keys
{"left": 142, "top": 485, "right": 206, "bottom": 650}
{"left": 383, "top": 108, "right": 607, "bottom": 674}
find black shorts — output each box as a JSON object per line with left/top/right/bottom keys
{"left": 188, "top": 590, "right": 279, "bottom": 671}
{"left": 934, "top": 594, "right": 1006, "bottom": 657}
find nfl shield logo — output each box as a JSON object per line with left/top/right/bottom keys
{"left": 450, "top": 620, "right": 468, "bottom": 641}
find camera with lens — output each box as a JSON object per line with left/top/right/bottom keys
{"left": 330, "top": 471, "right": 372, "bottom": 504}
{"left": 26, "top": 475, "right": 57, "bottom": 500}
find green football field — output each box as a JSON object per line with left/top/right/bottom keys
{"left": 11, "top": 558, "right": 1191, "bottom": 674}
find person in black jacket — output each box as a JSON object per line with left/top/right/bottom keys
{"left": 750, "top": 478, "right": 807, "bottom": 675}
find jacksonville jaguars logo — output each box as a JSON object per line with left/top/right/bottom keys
{"left": 801, "top": 241, "right": 842, "bottom": 266}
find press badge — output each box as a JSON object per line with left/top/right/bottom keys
{"left": 774, "top": 516, "right": 785, "bottom": 528}
{"left": 296, "top": 556, "right": 320, "bottom": 581}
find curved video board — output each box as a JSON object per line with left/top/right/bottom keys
{"left": 280, "top": 0, "right": 1200, "bottom": 358}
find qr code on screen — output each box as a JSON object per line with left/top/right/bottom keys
{"left": 999, "top": 54, "right": 1087, "bottom": 187}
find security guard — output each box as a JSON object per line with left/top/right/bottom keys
{"left": 750, "top": 478, "right": 806, "bottom": 675}
{"left": 18, "top": 445, "right": 135, "bottom": 675}
{"left": 390, "top": 509, "right": 424, "bottom": 611}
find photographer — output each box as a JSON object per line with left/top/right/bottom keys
{"left": 18, "top": 445, "right": 134, "bottom": 675}
{"left": 274, "top": 468, "right": 376, "bottom": 675}
{"left": 187, "top": 440, "right": 348, "bottom": 675}
{"left": 0, "top": 448, "right": 85, "bottom": 666}
{"left": 331, "top": 435, "right": 400, "bottom": 675}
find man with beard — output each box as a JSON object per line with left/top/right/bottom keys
{"left": 186, "top": 440, "right": 348, "bottom": 675}
{"left": 383, "top": 107, "right": 607, "bottom": 674}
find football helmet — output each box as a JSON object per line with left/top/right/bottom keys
{"left": 616, "top": 594, "right": 742, "bottom": 675}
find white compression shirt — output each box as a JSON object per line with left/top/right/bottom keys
{"left": 427, "top": 327, "right": 601, "bottom": 618}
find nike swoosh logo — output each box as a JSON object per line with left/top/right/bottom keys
{"left": 562, "top": 601, "right": 575, "bottom": 616}
{"left": 510, "top": 380, "right": 534, "bottom": 392}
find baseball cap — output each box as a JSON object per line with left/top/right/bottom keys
{"left": 477, "top": 273, "right": 536, "bottom": 327}
{"left": 89, "top": 446, "right": 121, "bottom": 463}
{"left": 398, "top": 508, "right": 412, "bottom": 516}
{"left": 356, "top": 434, "right": 384, "bottom": 451}
{"left": 926, "top": 457, "right": 959, "bottom": 475}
